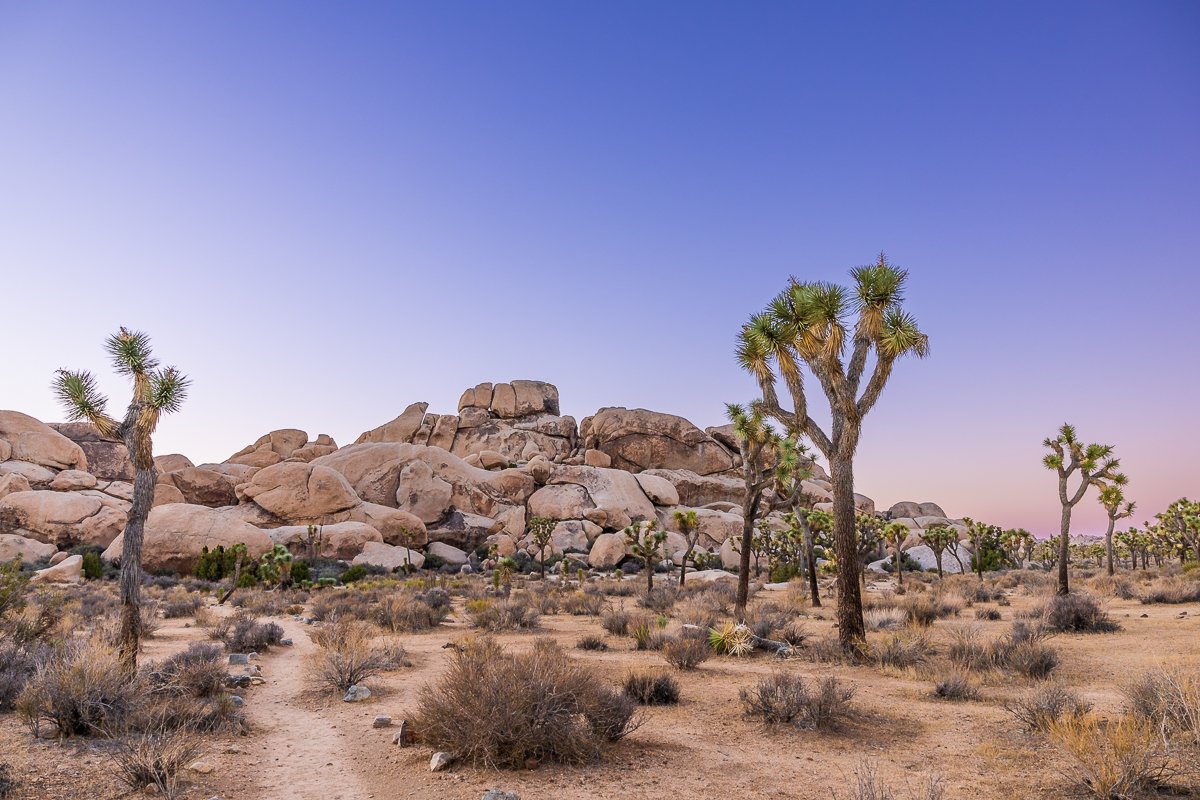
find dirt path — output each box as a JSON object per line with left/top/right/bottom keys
{"left": 244, "top": 617, "right": 374, "bottom": 800}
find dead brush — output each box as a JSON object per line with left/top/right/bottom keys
{"left": 307, "top": 618, "right": 405, "bottom": 694}
{"left": 16, "top": 636, "right": 139, "bottom": 737}
{"left": 831, "top": 760, "right": 946, "bottom": 800}
{"left": 740, "top": 673, "right": 855, "bottom": 730}
{"left": 1123, "top": 668, "right": 1200, "bottom": 746}
{"left": 414, "top": 637, "right": 639, "bottom": 768}
{"left": 1004, "top": 683, "right": 1092, "bottom": 732}
{"left": 744, "top": 602, "right": 794, "bottom": 640}
{"left": 560, "top": 591, "right": 606, "bottom": 616}
{"left": 661, "top": 636, "right": 710, "bottom": 670}
{"left": 865, "top": 607, "right": 907, "bottom": 631}
{"left": 600, "top": 608, "right": 634, "bottom": 636}
{"left": 109, "top": 722, "right": 205, "bottom": 800}
{"left": 143, "top": 643, "right": 225, "bottom": 699}
{"left": 623, "top": 671, "right": 680, "bottom": 705}
{"left": 375, "top": 591, "right": 449, "bottom": 632}
{"left": 1024, "top": 592, "right": 1119, "bottom": 633}
{"left": 211, "top": 611, "right": 285, "bottom": 652}
{"left": 465, "top": 595, "right": 540, "bottom": 631}
{"left": 1138, "top": 577, "right": 1200, "bottom": 605}
{"left": 871, "top": 630, "right": 933, "bottom": 669}
{"left": 932, "top": 670, "right": 979, "bottom": 701}
{"left": 1049, "top": 713, "right": 1183, "bottom": 799}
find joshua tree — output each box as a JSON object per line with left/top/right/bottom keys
{"left": 882, "top": 521, "right": 909, "bottom": 586}
{"left": 259, "top": 544, "right": 294, "bottom": 589}
{"left": 1042, "top": 423, "right": 1125, "bottom": 595}
{"left": 1157, "top": 498, "right": 1200, "bottom": 564}
{"left": 527, "top": 515, "right": 556, "bottom": 578}
{"left": 624, "top": 520, "right": 667, "bottom": 594}
{"left": 999, "top": 528, "right": 1035, "bottom": 568}
{"left": 53, "top": 328, "right": 189, "bottom": 673}
{"left": 1098, "top": 486, "right": 1136, "bottom": 576}
{"left": 302, "top": 523, "right": 325, "bottom": 562}
{"left": 738, "top": 256, "right": 928, "bottom": 648}
{"left": 918, "top": 525, "right": 957, "bottom": 578}
{"left": 962, "top": 517, "right": 1003, "bottom": 582}
{"left": 673, "top": 509, "right": 701, "bottom": 586}
{"left": 803, "top": 509, "right": 832, "bottom": 606}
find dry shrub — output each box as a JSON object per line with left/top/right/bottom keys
{"left": 1139, "top": 577, "right": 1200, "bottom": 605}
{"left": 865, "top": 607, "right": 907, "bottom": 631}
{"left": 576, "top": 635, "right": 608, "bottom": 652}
{"left": 0, "top": 641, "right": 45, "bottom": 712}
{"left": 230, "top": 589, "right": 305, "bottom": 617}
{"left": 745, "top": 602, "right": 793, "bottom": 640}
{"left": 777, "top": 619, "right": 809, "bottom": 647}
{"left": 601, "top": 608, "right": 634, "bottom": 636}
{"left": 1049, "top": 714, "right": 1181, "bottom": 799}
{"left": 1123, "top": 669, "right": 1200, "bottom": 745}
{"left": 872, "top": 630, "right": 933, "bottom": 669}
{"left": 212, "top": 611, "right": 285, "bottom": 652}
{"left": 673, "top": 599, "right": 720, "bottom": 631}
{"left": 949, "top": 622, "right": 1059, "bottom": 679}
{"left": 376, "top": 591, "right": 449, "bottom": 632}
{"left": 1005, "top": 683, "right": 1092, "bottom": 732}
{"left": 623, "top": 671, "right": 680, "bottom": 705}
{"left": 1026, "top": 592, "right": 1119, "bottom": 633}
{"left": 1086, "top": 574, "right": 1137, "bottom": 600}
{"left": 932, "top": 670, "right": 979, "bottom": 701}
{"left": 160, "top": 589, "right": 204, "bottom": 619}
{"left": 637, "top": 586, "right": 678, "bottom": 614}
{"left": 806, "top": 636, "right": 850, "bottom": 664}
{"left": 307, "top": 618, "right": 405, "bottom": 693}
{"left": 740, "top": 673, "right": 855, "bottom": 730}
{"left": 974, "top": 607, "right": 1001, "bottom": 621}
{"left": 902, "top": 592, "right": 962, "bottom": 626}
{"left": 560, "top": 591, "right": 606, "bottom": 616}
{"left": 466, "top": 596, "right": 540, "bottom": 631}
{"left": 630, "top": 617, "right": 670, "bottom": 651}
{"left": 833, "top": 760, "right": 946, "bottom": 800}
{"left": 661, "top": 637, "right": 710, "bottom": 670}
{"left": 414, "top": 638, "right": 639, "bottom": 768}
{"left": 310, "top": 589, "right": 375, "bottom": 622}
{"left": 110, "top": 723, "right": 205, "bottom": 800}
{"left": 144, "top": 643, "right": 225, "bottom": 699}
{"left": 16, "top": 637, "right": 139, "bottom": 737}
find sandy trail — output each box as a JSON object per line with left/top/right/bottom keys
{"left": 244, "top": 616, "right": 374, "bottom": 800}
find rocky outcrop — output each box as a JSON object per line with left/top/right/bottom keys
{"left": 0, "top": 533, "right": 57, "bottom": 565}
{"left": 157, "top": 467, "right": 237, "bottom": 508}
{"left": 426, "top": 510, "right": 502, "bottom": 550}
{"left": 0, "top": 490, "right": 126, "bottom": 548}
{"left": 547, "top": 466, "right": 656, "bottom": 531}
{"left": 581, "top": 408, "right": 736, "bottom": 475}
{"left": 227, "top": 429, "right": 336, "bottom": 468}
{"left": 102, "top": 503, "right": 273, "bottom": 574}
{"left": 0, "top": 474, "right": 31, "bottom": 501}
{"left": 352, "top": 541, "right": 424, "bottom": 571}
{"left": 49, "top": 423, "right": 134, "bottom": 481}
{"left": 241, "top": 462, "right": 360, "bottom": 519}
{"left": 269, "top": 521, "right": 383, "bottom": 560}
{"left": 0, "top": 411, "right": 87, "bottom": 472}
{"left": 886, "top": 501, "right": 948, "bottom": 520}
{"left": 31, "top": 554, "right": 82, "bottom": 584}
{"left": 154, "top": 454, "right": 194, "bottom": 474}
{"left": 639, "top": 469, "right": 744, "bottom": 508}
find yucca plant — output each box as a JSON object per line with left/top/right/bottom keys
{"left": 52, "top": 328, "right": 189, "bottom": 673}
{"left": 1042, "top": 424, "right": 1125, "bottom": 594}
{"left": 737, "top": 255, "right": 929, "bottom": 648}
{"left": 1098, "top": 486, "right": 1136, "bottom": 577}
{"left": 708, "top": 621, "right": 754, "bottom": 657}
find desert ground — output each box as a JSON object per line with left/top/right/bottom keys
{"left": 2, "top": 566, "right": 1197, "bottom": 800}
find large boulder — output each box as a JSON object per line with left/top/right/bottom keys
{"left": 0, "top": 461, "right": 56, "bottom": 487}
{"left": 639, "top": 469, "right": 744, "bottom": 507}
{"left": 587, "top": 532, "right": 627, "bottom": 568}
{"left": 662, "top": 507, "right": 742, "bottom": 546}
{"left": 102, "top": 503, "right": 273, "bottom": 574}
{"left": 487, "top": 380, "right": 560, "bottom": 419}
{"left": 241, "top": 462, "right": 360, "bottom": 519}
{"left": 547, "top": 466, "right": 656, "bottom": 531}
{"left": 0, "top": 473, "right": 31, "bottom": 501}
{"left": 154, "top": 454, "right": 194, "bottom": 474}
{"left": 355, "top": 403, "right": 429, "bottom": 445}
{"left": 158, "top": 467, "right": 237, "bottom": 508}
{"left": 352, "top": 541, "right": 424, "bottom": 571}
{"left": 269, "top": 521, "right": 382, "bottom": 560}
{"left": 329, "top": 503, "right": 428, "bottom": 548}
{"left": 0, "top": 411, "right": 87, "bottom": 471}
{"left": 394, "top": 461, "right": 452, "bottom": 524}
{"left": 868, "top": 544, "right": 966, "bottom": 575}
{"left": 633, "top": 473, "right": 679, "bottom": 506}
{"left": 581, "top": 408, "right": 735, "bottom": 475}
{"left": 30, "top": 554, "right": 82, "bottom": 584}
{"left": 426, "top": 541, "right": 468, "bottom": 566}
{"left": 48, "top": 470, "right": 97, "bottom": 491}
{"left": 226, "top": 429, "right": 318, "bottom": 468}
{"left": 0, "top": 490, "right": 126, "bottom": 548}
{"left": 49, "top": 423, "right": 134, "bottom": 481}
{"left": 425, "top": 510, "right": 501, "bottom": 550}
{"left": 527, "top": 484, "right": 593, "bottom": 521}
{"left": 0, "top": 533, "right": 57, "bottom": 565}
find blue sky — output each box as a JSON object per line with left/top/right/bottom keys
{"left": 1, "top": 1, "right": 1196, "bottom": 534}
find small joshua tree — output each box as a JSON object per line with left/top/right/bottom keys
{"left": 259, "top": 544, "right": 294, "bottom": 589}
{"left": 1156, "top": 498, "right": 1199, "bottom": 564}
{"left": 624, "top": 520, "right": 667, "bottom": 594}
{"left": 962, "top": 517, "right": 1003, "bottom": 582}
{"left": 527, "top": 515, "right": 556, "bottom": 578}
{"left": 1042, "top": 423, "right": 1124, "bottom": 595}
{"left": 803, "top": 509, "right": 832, "bottom": 606}
{"left": 919, "top": 525, "right": 957, "bottom": 578}
{"left": 302, "top": 523, "right": 325, "bottom": 562}
{"left": 1096, "top": 485, "right": 1136, "bottom": 577}
{"left": 53, "top": 327, "right": 189, "bottom": 673}
{"left": 673, "top": 509, "right": 701, "bottom": 587}
{"left": 882, "top": 521, "right": 909, "bottom": 587}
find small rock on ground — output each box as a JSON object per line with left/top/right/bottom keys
{"left": 430, "top": 751, "right": 454, "bottom": 772}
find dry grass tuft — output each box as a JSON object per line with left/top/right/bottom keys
{"left": 740, "top": 673, "right": 855, "bottom": 730}
{"left": 307, "top": 618, "right": 405, "bottom": 694}
{"left": 1048, "top": 714, "right": 1181, "bottom": 799}
{"left": 1005, "top": 683, "right": 1092, "bottom": 732}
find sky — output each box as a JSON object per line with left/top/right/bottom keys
{"left": 1, "top": 1, "right": 1197, "bottom": 536}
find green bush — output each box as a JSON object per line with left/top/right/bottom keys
{"left": 81, "top": 552, "right": 103, "bottom": 581}
{"left": 422, "top": 554, "right": 446, "bottom": 571}
{"left": 291, "top": 561, "right": 311, "bottom": 584}
{"left": 339, "top": 565, "right": 368, "bottom": 584}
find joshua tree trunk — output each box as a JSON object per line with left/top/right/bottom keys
{"left": 803, "top": 525, "right": 821, "bottom": 607}
{"left": 1104, "top": 518, "right": 1116, "bottom": 577}
{"left": 894, "top": 549, "right": 904, "bottom": 587}
{"left": 117, "top": 426, "right": 155, "bottom": 674}
{"left": 646, "top": 557, "right": 654, "bottom": 595}
{"left": 735, "top": 501, "right": 756, "bottom": 620}
{"left": 830, "top": 453, "right": 865, "bottom": 647}
{"left": 1057, "top": 501, "right": 1072, "bottom": 596}
{"left": 934, "top": 549, "right": 944, "bottom": 579}
{"left": 678, "top": 543, "right": 695, "bottom": 588}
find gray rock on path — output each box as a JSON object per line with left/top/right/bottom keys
{"left": 343, "top": 684, "right": 372, "bottom": 702}
{"left": 430, "top": 751, "right": 454, "bottom": 772}
{"left": 372, "top": 715, "right": 392, "bottom": 728}
{"left": 482, "top": 792, "right": 521, "bottom": 800}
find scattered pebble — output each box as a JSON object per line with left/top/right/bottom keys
{"left": 430, "top": 751, "right": 454, "bottom": 772}
{"left": 372, "top": 715, "right": 392, "bottom": 728}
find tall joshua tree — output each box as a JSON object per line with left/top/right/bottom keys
{"left": 1042, "top": 423, "right": 1124, "bottom": 596}
{"left": 1098, "top": 485, "right": 1135, "bottom": 577}
{"left": 53, "top": 328, "right": 189, "bottom": 673}
{"left": 737, "top": 255, "right": 928, "bottom": 649}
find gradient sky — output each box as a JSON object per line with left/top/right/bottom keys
{"left": 1, "top": 2, "right": 1197, "bottom": 536}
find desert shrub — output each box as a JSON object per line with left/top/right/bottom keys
{"left": 661, "top": 637, "right": 710, "bottom": 670}
{"left": 160, "top": 589, "right": 203, "bottom": 619}
{"left": 81, "top": 551, "right": 104, "bottom": 581}
{"left": 1005, "top": 683, "right": 1092, "bottom": 732}
{"left": 932, "top": 671, "right": 979, "bottom": 701}
{"left": 1049, "top": 714, "right": 1181, "bottom": 799}
{"left": 776, "top": 619, "right": 809, "bottom": 647}
{"left": 376, "top": 591, "right": 449, "bottom": 632}
{"left": 744, "top": 602, "right": 793, "bottom": 640}
{"left": 576, "top": 635, "right": 608, "bottom": 652}
{"left": 339, "top": 565, "right": 368, "bottom": 584}
{"left": 110, "top": 722, "right": 205, "bottom": 800}
{"left": 1123, "top": 669, "right": 1200, "bottom": 745}
{"left": 708, "top": 621, "right": 754, "bottom": 656}
{"left": 865, "top": 607, "right": 907, "bottom": 631}
{"left": 1027, "top": 592, "right": 1119, "bottom": 633}
{"left": 0, "top": 641, "right": 46, "bottom": 712}
{"left": 740, "top": 673, "right": 855, "bottom": 730}
{"left": 307, "top": 618, "right": 405, "bottom": 694}
{"left": 414, "top": 638, "right": 639, "bottom": 768}
{"left": 229, "top": 589, "right": 296, "bottom": 617}
{"left": 672, "top": 599, "right": 720, "bottom": 631}
{"left": 623, "top": 671, "right": 680, "bottom": 705}
{"left": 902, "top": 593, "right": 962, "bottom": 626}
{"left": 143, "top": 643, "right": 225, "bottom": 699}
{"left": 872, "top": 631, "right": 933, "bottom": 669}
{"left": 0, "top": 558, "right": 29, "bottom": 622}
{"left": 806, "top": 636, "right": 850, "bottom": 664}
{"left": 831, "top": 761, "right": 946, "bottom": 800}
{"left": 0, "top": 763, "right": 14, "bottom": 798}
{"left": 638, "top": 586, "right": 678, "bottom": 614}
{"left": 1006, "top": 640, "right": 1060, "bottom": 679}
{"left": 1139, "top": 577, "right": 1200, "bottom": 605}
{"left": 1086, "top": 574, "right": 1137, "bottom": 600}
{"left": 309, "top": 589, "right": 374, "bottom": 622}
{"left": 560, "top": 591, "right": 606, "bottom": 616}
{"left": 212, "top": 611, "right": 285, "bottom": 652}
{"left": 466, "top": 595, "right": 540, "bottom": 631}
{"left": 16, "top": 638, "right": 139, "bottom": 736}
{"left": 949, "top": 622, "right": 1059, "bottom": 679}
{"left": 974, "top": 607, "right": 1001, "bottom": 621}
{"left": 630, "top": 619, "right": 670, "bottom": 651}
{"left": 601, "top": 608, "right": 634, "bottom": 636}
